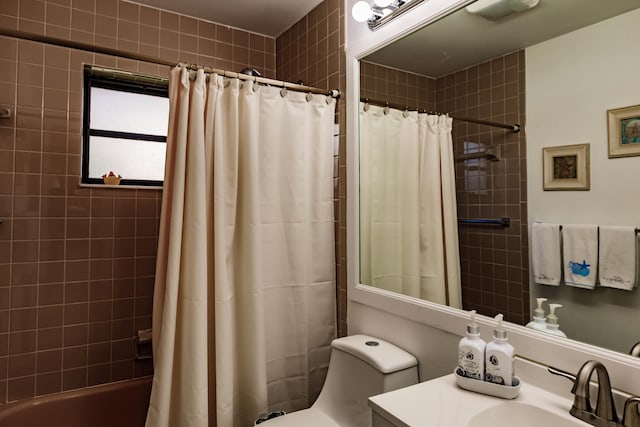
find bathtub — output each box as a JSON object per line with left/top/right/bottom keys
{"left": 0, "top": 376, "right": 152, "bottom": 427}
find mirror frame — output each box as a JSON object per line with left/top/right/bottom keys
{"left": 345, "top": 0, "right": 640, "bottom": 394}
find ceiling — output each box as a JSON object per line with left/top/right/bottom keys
{"left": 128, "top": 0, "right": 325, "bottom": 37}
{"left": 364, "top": 0, "right": 640, "bottom": 78}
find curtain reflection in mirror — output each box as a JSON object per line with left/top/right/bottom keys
{"left": 359, "top": 103, "right": 461, "bottom": 307}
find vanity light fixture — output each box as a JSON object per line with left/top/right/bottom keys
{"left": 351, "top": 0, "right": 425, "bottom": 31}
{"left": 465, "top": 0, "right": 540, "bottom": 21}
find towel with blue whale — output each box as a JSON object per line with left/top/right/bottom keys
{"left": 562, "top": 224, "right": 598, "bottom": 289}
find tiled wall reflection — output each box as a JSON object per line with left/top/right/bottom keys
{"left": 359, "top": 53, "right": 529, "bottom": 324}
{"left": 277, "top": 0, "right": 347, "bottom": 337}
{"left": 360, "top": 60, "right": 436, "bottom": 109}
{"left": 0, "top": 0, "right": 276, "bottom": 403}
{"left": 437, "top": 51, "right": 529, "bottom": 324}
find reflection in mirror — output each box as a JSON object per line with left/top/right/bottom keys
{"left": 358, "top": 0, "right": 640, "bottom": 354}
{"left": 359, "top": 100, "right": 461, "bottom": 308}
{"left": 632, "top": 342, "right": 640, "bottom": 358}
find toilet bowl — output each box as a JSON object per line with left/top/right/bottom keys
{"left": 261, "top": 334, "right": 419, "bottom": 427}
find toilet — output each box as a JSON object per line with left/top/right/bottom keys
{"left": 261, "top": 334, "right": 419, "bottom": 427}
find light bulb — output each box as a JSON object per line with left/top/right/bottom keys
{"left": 373, "top": 0, "right": 393, "bottom": 7}
{"left": 352, "top": 1, "right": 372, "bottom": 22}
{"left": 381, "top": 7, "right": 393, "bottom": 16}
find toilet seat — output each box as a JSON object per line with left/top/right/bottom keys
{"left": 259, "top": 408, "right": 340, "bottom": 427}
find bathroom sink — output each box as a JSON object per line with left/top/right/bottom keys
{"left": 469, "top": 402, "right": 585, "bottom": 427}
{"left": 368, "top": 359, "right": 592, "bottom": 427}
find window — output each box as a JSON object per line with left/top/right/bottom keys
{"left": 463, "top": 141, "right": 488, "bottom": 196}
{"left": 82, "top": 66, "right": 170, "bottom": 187}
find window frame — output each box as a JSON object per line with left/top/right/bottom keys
{"left": 82, "top": 67, "right": 169, "bottom": 187}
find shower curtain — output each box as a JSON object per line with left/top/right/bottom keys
{"left": 146, "top": 66, "right": 336, "bottom": 427}
{"left": 359, "top": 103, "right": 461, "bottom": 308}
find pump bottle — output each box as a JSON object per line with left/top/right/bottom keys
{"left": 544, "top": 303, "right": 567, "bottom": 337}
{"left": 457, "top": 310, "right": 486, "bottom": 381}
{"left": 485, "top": 314, "right": 515, "bottom": 386}
{"left": 526, "top": 298, "right": 548, "bottom": 331}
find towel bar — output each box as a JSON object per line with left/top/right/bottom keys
{"left": 458, "top": 217, "right": 510, "bottom": 227}
{"left": 557, "top": 225, "right": 639, "bottom": 233}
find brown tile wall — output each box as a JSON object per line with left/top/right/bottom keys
{"left": 437, "top": 51, "right": 529, "bottom": 325}
{"left": 276, "top": 0, "right": 347, "bottom": 337}
{"left": 360, "top": 60, "right": 436, "bottom": 108}
{"left": 358, "top": 53, "right": 529, "bottom": 325}
{"left": 0, "top": 0, "right": 275, "bottom": 403}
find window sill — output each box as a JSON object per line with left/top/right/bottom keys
{"left": 79, "top": 183, "right": 163, "bottom": 190}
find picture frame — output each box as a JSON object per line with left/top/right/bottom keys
{"left": 607, "top": 104, "right": 640, "bottom": 158}
{"left": 543, "top": 143, "right": 590, "bottom": 191}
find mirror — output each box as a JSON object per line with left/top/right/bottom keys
{"left": 358, "top": 0, "right": 640, "bottom": 355}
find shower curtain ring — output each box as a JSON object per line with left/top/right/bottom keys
{"left": 362, "top": 98, "right": 370, "bottom": 112}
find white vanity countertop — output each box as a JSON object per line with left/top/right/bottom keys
{"left": 368, "top": 372, "right": 587, "bottom": 427}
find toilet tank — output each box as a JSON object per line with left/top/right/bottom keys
{"left": 313, "top": 335, "right": 418, "bottom": 427}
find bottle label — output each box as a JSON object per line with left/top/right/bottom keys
{"left": 485, "top": 350, "right": 514, "bottom": 385}
{"left": 458, "top": 347, "right": 482, "bottom": 380}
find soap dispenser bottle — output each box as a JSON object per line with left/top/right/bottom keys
{"left": 545, "top": 304, "right": 567, "bottom": 337}
{"left": 485, "top": 314, "right": 515, "bottom": 386}
{"left": 526, "top": 298, "right": 548, "bottom": 331}
{"left": 457, "top": 310, "right": 486, "bottom": 381}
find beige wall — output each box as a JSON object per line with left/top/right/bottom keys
{"left": 527, "top": 8, "right": 640, "bottom": 353}
{"left": 0, "top": 0, "right": 275, "bottom": 403}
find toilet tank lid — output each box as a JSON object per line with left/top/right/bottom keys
{"left": 331, "top": 335, "right": 418, "bottom": 374}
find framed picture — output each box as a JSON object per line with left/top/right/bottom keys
{"left": 608, "top": 104, "right": 640, "bottom": 158}
{"left": 543, "top": 143, "right": 590, "bottom": 191}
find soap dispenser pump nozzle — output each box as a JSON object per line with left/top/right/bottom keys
{"left": 467, "top": 310, "right": 480, "bottom": 335}
{"left": 526, "top": 298, "right": 548, "bottom": 331}
{"left": 546, "top": 303, "right": 562, "bottom": 326}
{"left": 544, "top": 303, "right": 567, "bottom": 337}
{"left": 533, "top": 297, "right": 547, "bottom": 319}
{"left": 493, "top": 313, "right": 507, "bottom": 339}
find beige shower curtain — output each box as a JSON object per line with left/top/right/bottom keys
{"left": 146, "top": 66, "right": 336, "bottom": 427}
{"left": 360, "top": 104, "right": 461, "bottom": 308}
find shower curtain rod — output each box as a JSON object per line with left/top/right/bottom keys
{"left": 360, "top": 97, "right": 520, "bottom": 133}
{"left": 0, "top": 28, "right": 341, "bottom": 99}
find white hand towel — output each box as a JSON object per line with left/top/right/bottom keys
{"left": 562, "top": 224, "right": 598, "bottom": 289}
{"left": 531, "top": 223, "right": 562, "bottom": 286}
{"left": 598, "top": 226, "right": 637, "bottom": 291}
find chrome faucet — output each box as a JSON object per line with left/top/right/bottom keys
{"left": 622, "top": 397, "right": 640, "bottom": 427}
{"left": 572, "top": 361, "right": 617, "bottom": 426}
{"left": 549, "top": 361, "right": 618, "bottom": 427}
{"left": 549, "top": 361, "right": 640, "bottom": 427}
